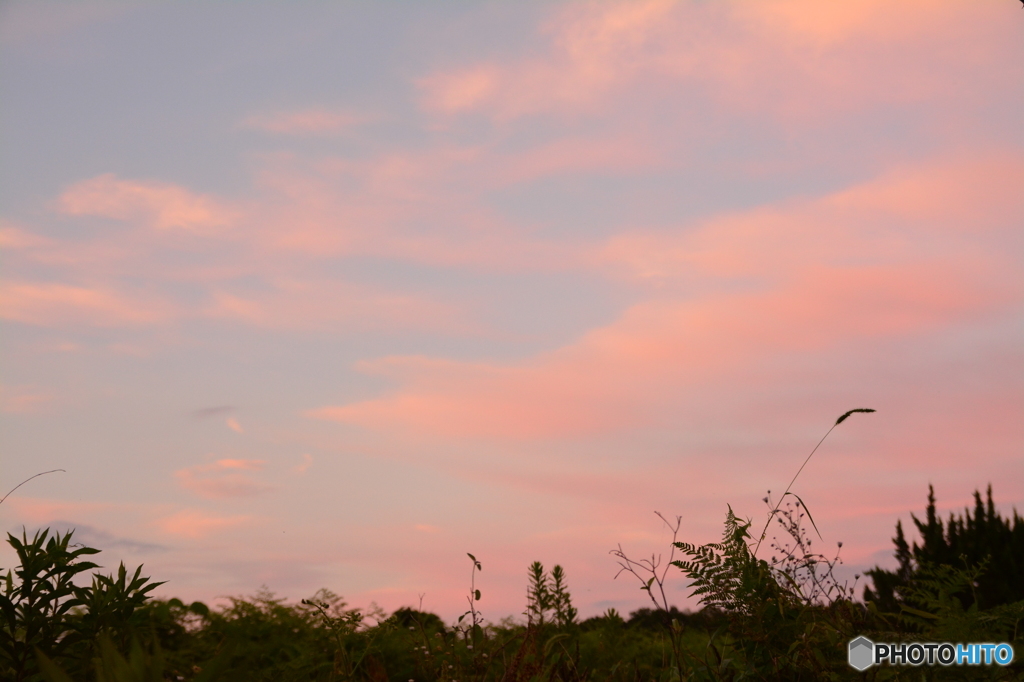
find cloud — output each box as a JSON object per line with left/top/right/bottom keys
{"left": 241, "top": 152, "right": 582, "bottom": 273}
{"left": 418, "top": 0, "right": 687, "bottom": 119}
{"left": 309, "top": 154, "right": 1021, "bottom": 443}
{"left": 0, "top": 281, "right": 177, "bottom": 327}
{"left": 225, "top": 417, "right": 243, "bottom": 433}
{"left": 0, "top": 384, "right": 52, "bottom": 414}
{"left": 175, "top": 459, "right": 271, "bottom": 499}
{"left": 594, "top": 153, "right": 1023, "bottom": 283}
{"left": 156, "top": 509, "right": 250, "bottom": 539}
{"left": 494, "top": 135, "right": 660, "bottom": 185}
{"left": 419, "top": 65, "right": 501, "bottom": 114}
{"left": 3, "top": 496, "right": 110, "bottom": 525}
{"left": 240, "top": 108, "right": 371, "bottom": 135}
{"left": 192, "top": 406, "right": 235, "bottom": 419}
{"left": 215, "top": 459, "right": 263, "bottom": 471}
{"left": 5, "top": 165, "right": 479, "bottom": 333}
{"left": 202, "top": 280, "right": 470, "bottom": 334}
{"left": 417, "top": 0, "right": 1017, "bottom": 125}
{"left": 294, "top": 454, "right": 313, "bottom": 474}
{"left": 0, "top": 222, "right": 53, "bottom": 249}
{"left": 44, "top": 521, "right": 167, "bottom": 554}
{"left": 58, "top": 174, "right": 238, "bottom": 231}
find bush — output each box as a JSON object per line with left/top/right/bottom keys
{"left": 0, "top": 528, "right": 161, "bottom": 682}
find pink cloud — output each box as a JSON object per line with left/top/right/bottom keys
{"left": 175, "top": 459, "right": 270, "bottom": 499}
{"left": 240, "top": 108, "right": 371, "bottom": 135}
{"left": 156, "top": 509, "right": 250, "bottom": 539}
{"left": 293, "top": 454, "right": 313, "bottom": 474}
{"left": 419, "top": 66, "right": 501, "bottom": 113}
{"left": 0, "top": 222, "right": 53, "bottom": 249}
{"left": 735, "top": 0, "right": 946, "bottom": 47}
{"left": 214, "top": 459, "right": 263, "bottom": 471}
{"left": 4, "top": 164, "right": 486, "bottom": 334}
{"left": 417, "top": 1, "right": 1017, "bottom": 125}
{"left": 202, "top": 280, "right": 470, "bottom": 334}
{"left": 309, "top": 268, "right": 999, "bottom": 442}
{"left": 4, "top": 497, "right": 113, "bottom": 524}
{"left": 596, "top": 153, "right": 1023, "bottom": 282}
{"left": 309, "top": 155, "right": 1020, "bottom": 442}
{"left": 58, "top": 174, "right": 238, "bottom": 231}
{"left": 0, "top": 384, "right": 52, "bottom": 414}
{"left": 419, "top": 1, "right": 678, "bottom": 119}
{"left": 494, "top": 135, "right": 660, "bottom": 185}
{"left": 244, "top": 152, "right": 582, "bottom": 273}
{"left": 0, "top": 281, "right": 177, "bottom": 327}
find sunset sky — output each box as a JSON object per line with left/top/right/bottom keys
{"left": 1, "top": 0, "right": 1021, "bottom": 622}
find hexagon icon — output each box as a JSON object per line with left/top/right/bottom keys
{"left": 848, "top": 636, "right": 874, "bottom": 671}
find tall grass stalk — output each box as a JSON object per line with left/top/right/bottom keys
{"left": 752, "top": 408, "right": 874, "bottom": 558}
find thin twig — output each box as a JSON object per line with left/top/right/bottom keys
{"left": 610, "top": 512, "right": 682, "bottom": 611}
{"left": 0, "top": 469, "right": 66, "bottom": 506}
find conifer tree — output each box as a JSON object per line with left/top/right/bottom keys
{"left": 864, "top": 484, "right": 1024, "bottom": 610}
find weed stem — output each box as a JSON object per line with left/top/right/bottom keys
{"left": 753, "top": 409, "right": 874, "bottom": 558}
{"left": 0, "top": 469, "right": 65, "bottom": 507}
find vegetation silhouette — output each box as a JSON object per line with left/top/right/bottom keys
{"left": 3, "top": 414, "right": 1023, "bottom": 680}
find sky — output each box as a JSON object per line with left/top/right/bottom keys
{"left": 1, "top": 0, "right": 1021, "bottom": 623}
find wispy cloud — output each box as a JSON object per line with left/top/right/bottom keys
{"left": 192, "top": 406, "right": 235, "bottom": 419}
{"left": 45, "top": 521, "right": 167, "bottom": 554}
{"left": 294, "top": 454, "right": 313, "bottom": 474}
{"left": 0, "top": 222, "right": 53, "bottom": 249}
{"left": 201, "top": 280, "right": 470, "bottom": 334}
{"left": 58, "top": 174, "right": 239, "bottom": 231}
{"left": 4, "top": 497, "right": 112, "bottom": 525}
{"left": 594, "top": 153, "right": 1024, "bottom": 283}
{"left": 418, "top": 0, "right": 1016, "bottom": 125}
{"left": 156, "top": 509, "right": 250, "bottom": 539}
{"left": 0, "top": 384, "right": 52, "bottom": 414}
{"left": 0, "top": 281, "right": 177, "bottom": 327}
{"left": 175, "top": 459, "right": 270, "bottom": 499}
{"left": 309, "top": 154, "right": 1021, "bottom": 443}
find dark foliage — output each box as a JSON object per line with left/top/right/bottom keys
{"left": 5, "top": 483, "right": 1024, "bottom": 681}
{"left": 0, "top": 529, "right": 162, "bottom": 682}
{"left": 621, "top": 606, "right": 725, "bottom": 633}
{"left": 865, "top": 485, "right": 1024, "bottom": 611}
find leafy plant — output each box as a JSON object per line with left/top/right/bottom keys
{"left": 302, "top": 588, "right": 393, "bottom": 680}
{"left": 525, "top": 562, "right": 577, "bottom": 628}
{"left": 0, "top": 528, "right": 164, "bottom": 682}
{"left": 459, "top": 553, "right": 484, "bottom": 641}
{"left": 674, "top": 506, "right": 780, "bottom": 616}
{"left": 1, "top": 529, "right": 100, "bottom": 681}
